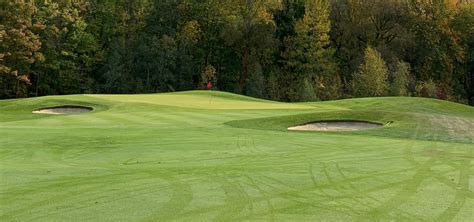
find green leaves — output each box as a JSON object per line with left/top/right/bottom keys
{"left": 351, "top": 46, "right": 389, "bottom": 97}
{"left": 32, "top": 0, "right": 99, "bottom": 95}
{"left": 0, "top": 0, "right": 472, "bottom": 104}
{"left": 390, "top": 61, "right": 411, "bottom": 96}
{"left": 280, "top": 0, "right": 338, "bottom": 101}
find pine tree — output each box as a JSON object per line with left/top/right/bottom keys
{"left": 282, "top": 0, "right": 339, "bottom": 101}
{"left": 351, "top": 46, "right": 389, "bottom": 97}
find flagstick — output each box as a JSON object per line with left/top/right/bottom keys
{"left": 209, "top": 92, "right": 212, "bottom": 105}
{"left": 207, "top": 81, "right": 213, "bottom": 105}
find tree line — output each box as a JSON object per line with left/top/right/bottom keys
{"left": 1, "top": 0, "right": 473, "bottom": 105}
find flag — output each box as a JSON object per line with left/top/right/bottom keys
{"left": 207, "top": 81, "right": 213, "bottom": 89}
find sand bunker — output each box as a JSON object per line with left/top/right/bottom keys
{"left": 288, "top": 121, "right": 383, "bottom": 131}
{"left": 32, "top": 106, "right": 93, "bottom": 115}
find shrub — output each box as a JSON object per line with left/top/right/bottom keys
{"left": 390, "top": 61, "right": 411, "bottom": 96}
{"left": 315, "top": 75, "right": 343, "bottom": 100}
{"left": 416, "top": 79, "right": 437, "bottom": 98}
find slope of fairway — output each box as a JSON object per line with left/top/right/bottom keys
{"left": 0, "top": 91, "right": 473, "bottom": 221}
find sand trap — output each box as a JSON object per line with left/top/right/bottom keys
{"left": 288, "top": 121, "right": 383, "bottom": 131}
{"left": 32, "top": 106, "right": 93, "bottom": 115}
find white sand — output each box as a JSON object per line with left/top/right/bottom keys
{"left": 33, "top": 106, "right": 92, "bottom": 115}
{"left": 288, "top": 121, "right": 382, "bottom": 131}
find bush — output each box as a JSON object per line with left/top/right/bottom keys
{"left": 299, "top": 77, "right": 318, "bottom": 102}
{"left": 390, "top": 61, "right": 410, "bottom": 96}
{"left": 315, "top": 75, "right": 343, "bottom": 100}
{"left": 416, "top": 79, "right": 437, "bottom": 98}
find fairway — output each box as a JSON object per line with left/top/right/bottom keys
{"left": 0, "top": 91, "right": 473, "bottom": 221}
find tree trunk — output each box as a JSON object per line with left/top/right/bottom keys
{"left": 16, "top": 79, "right": 20, "bottom": 97}
{"left": 241, "top": 47, "right": 250, "bottom": 92}
{"left": 35, "top": 73, "right": 40, "bottom": 97}
{"left": 469, "top": 65, "right": 474, "bottom": 105}
{"left": 146, "top": 64, "right": 150, "bottom": 90}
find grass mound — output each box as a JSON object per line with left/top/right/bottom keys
{"left": 0, "top": 91, "right": 473, "bottom": 221}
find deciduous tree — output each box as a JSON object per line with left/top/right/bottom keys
{"left": 0, "top": 0, "right": 43, "bottom": 98}
{"left": 351, "top": 46, "right": 389, "bottom": 97}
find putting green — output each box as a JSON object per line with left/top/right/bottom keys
{"left": 0, "top": 91, "right": 473, "bottom": 221}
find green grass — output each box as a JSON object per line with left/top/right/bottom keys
{"left": 1, "top": 91, "right": 473, "bottom": 221}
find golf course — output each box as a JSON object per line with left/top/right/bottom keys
{"left": 0, "top": 91, "right": 473, "bottom": 221}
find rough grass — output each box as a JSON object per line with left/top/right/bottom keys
{"left": 0, "top": 91, "right": 473, "bottom": 221}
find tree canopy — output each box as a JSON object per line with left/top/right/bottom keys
{"left": 1, "top": 0, "right": 473, "bottom": 105}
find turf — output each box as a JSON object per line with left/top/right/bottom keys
{"left": 0, "top": 91, "right": 473, "bottom": 221}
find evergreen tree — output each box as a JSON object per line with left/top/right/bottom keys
{"left": 281, "top": 0, "right": 339, "bottom": 101}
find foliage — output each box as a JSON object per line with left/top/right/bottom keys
{"left": 390, "top": 61, "right": 411, "bottom": 96}
{"left": 351, "top": 47, "right": 389, "bottom": 97}
{"left": 200, "top": 64, "right": 217, "bottom": 89}
{"left": 315, "top": 74, "right": 343, "bottom": 100}
{"left": 281, "top": 0, "right": 338, "bottom": 101}
{"left": 408, "top": 0, "right": 465, "bottom": 99}
{"left": 0, "top": 0, "right": 43, "bottom": 98}
{"left": 330, "top": 0, "right": 411, "bottom": 86}
{"left": 32, "top": 0, "right": 99, "bottom": 96}
{"left": 220, "top": 0, "right": 278, "bottom": 93}
{"left": 451, "top": 2, "right": 474, "bottom": 104}
{"left": 416, "top": 79, "right": 438, "bottom": 98}
{"left": 0, "top": 0, "right": 473, "bottom": 105}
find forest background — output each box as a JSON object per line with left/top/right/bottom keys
{"left": 1, "top": 0, "right": 473, "bottom": 105}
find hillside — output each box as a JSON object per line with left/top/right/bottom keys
{"left": 0, "top": 91, "right": 473, "bottom": 221}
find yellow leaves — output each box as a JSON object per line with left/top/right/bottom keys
{"left": 445, "top": 0, "right": 461, "bottom": 9}
{"left": 0, "top": 0, "right": 44, "bottom": 85}
{"left": 50, "top": 26, "right": 60, "bottom": 35}
{"left": 34, "top": 52, "right": 45, "bottom": 63}
{"left": 178, "top": 20, "right": 201, "bottom": 44}
{"left": 61, "top": 50, "right": 72, "bottom": 57}
{"left": 0, "top": 29, "right": 5, "bottom": 40}
{"left": 200, "top": 64, "right": 217, "bottom": 88}
{"left": 255, "top": 8, "right": 274, "bottom": 25}
{"left": 33, "top": 22, "right": 46, "bottom": 30}
{"left": 1, "top": 70, "right": 32, "bottom": 85}
{"left": 62, "top": 8, "right": 80, "bottom": 24}
{"left": 0, "top": 65, "right": 11, "bottom": 75}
